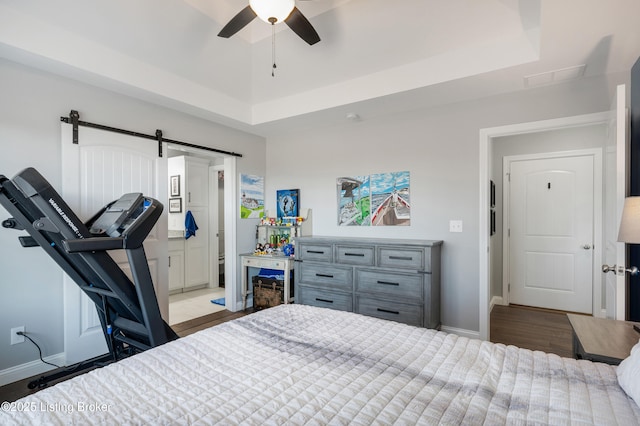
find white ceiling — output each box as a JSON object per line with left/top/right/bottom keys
{"left": 1, "top": 0, "right": 639, "bottom": 137}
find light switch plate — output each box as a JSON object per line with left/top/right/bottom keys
{"left": 449, "top": 220, "right": 463, "bottom": 233}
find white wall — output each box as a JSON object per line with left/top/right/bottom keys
{"left": 0, "top": 58, "right": 265, "bottom": 376}
{"left": 265, "top": 73, "right": 628, "bottom": 333}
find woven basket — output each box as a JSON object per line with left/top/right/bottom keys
{"left": 253, "top": 280, "right": 283, "bottom": 310}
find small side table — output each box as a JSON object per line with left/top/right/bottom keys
{"left": 567, "top": 314, "right": 640, "bottom": 365}
{"left": 240, "top": 253, "right": 294, "bottom": 310}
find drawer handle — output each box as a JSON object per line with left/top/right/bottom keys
{"left": 377, "top": 308, "right": 399, "bottom": 315}
{"left": 377, "top": 280, "right": 400, "bottom": 286}
{"left": 308, "top": 250, "right": 325, "bottom": 254}
{"left": 316, "top": 298, "right": 333, "bottom": 304}
{"left": 389, "top": 256, "right": 413, "bottom": 261}
{"left": 345, "top": 252, "right": 365, "bottom": 257}
{"left": 316, "top": 273, "right": 334, "bottom": 278}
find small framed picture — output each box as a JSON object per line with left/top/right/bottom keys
{"left": 170, "top": 175, "right": 180, "bottom": 197}
{"left": 276, "top": 189, "right": 299, "bottom": 219}
{"left": 490, "top": 180, "right": 496, "bottom": 208}
{"left": 169, "top": 198, "right": 182, "bottom": 213}
{"left": 490, "top": 209, "right": 496, "bottom": 236}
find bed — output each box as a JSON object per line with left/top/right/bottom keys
{"left": 2, "top": 304, "right": 639, "bottom": 425}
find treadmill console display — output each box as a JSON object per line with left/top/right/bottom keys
{"left": 89, "top": 193, "right": 145, "bottom": 237}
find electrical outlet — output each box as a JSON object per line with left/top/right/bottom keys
{"left": 449, "top": 220, "right": 463, "bottom": 233}
{"left": 10, "top": 326, "right": 25, "bottom": 345}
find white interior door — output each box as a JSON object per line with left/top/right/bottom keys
{"left": 61, "top": 123, "right": 167, "bottom": 364}
{"left": 508, "top": 153, "right": 595, "bottom": 313}
{"left": 604, "top": 84, "right": 628, "bottom": 320}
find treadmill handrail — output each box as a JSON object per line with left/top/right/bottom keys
{"left": 63, "top": 236, "right": 126, "bottom": 252}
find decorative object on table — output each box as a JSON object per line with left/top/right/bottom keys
{"left": 240, "top": 174, "right": 264, "bottom": 219}
{"left": 170, "top": 175, "right": 180, "bottom": 197}
{"left": 283, "top": 243, "right": 294, "bottom": 257}
{"left": 169, "top": 198, "right": 182, "bottom": 213}
{"left": 276, "top": 189, "right": 299, "bottom": 219}
{"left": 185, "top": 210, "right": 199, "bottom": 239}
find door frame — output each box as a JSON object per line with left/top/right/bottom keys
{"left": 165, "top": 147, "right": 239, "bottom": 312}
{"left": 501, "top": 148, "right": 602, "bottom": 314}
{"left": 479, "top": 111, "right": 611, "bottom": 341}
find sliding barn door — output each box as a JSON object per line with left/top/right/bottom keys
{"left": 61, "top": 123, "right": 167, "bottom": 364}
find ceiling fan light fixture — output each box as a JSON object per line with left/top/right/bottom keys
{"left": 249, "top": 0, "right": 295, "bottom": 24}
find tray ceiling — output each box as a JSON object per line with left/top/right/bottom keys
{"left": 0, "top": 0, "right": 639, "bottom": 135}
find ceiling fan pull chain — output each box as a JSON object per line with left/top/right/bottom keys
{"left": 272, "top": 23, "right": 277, "bottom": 77}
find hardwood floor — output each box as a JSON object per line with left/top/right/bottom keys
{"left": 0, "top": 308, "right": 254, "bottom": 403}
{"left": 490, "top": 304, "right": 574, "bottom": 358}
{"left": 171, "top": 308, "right": 253, "bottom": 337}
{"left": 2, "top": 305, "right": 574, "bottom": 403}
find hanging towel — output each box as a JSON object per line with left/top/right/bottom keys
{"left": 185, "top": 210, "right": 199, "bottom": 239}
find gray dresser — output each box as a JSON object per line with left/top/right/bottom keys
{"left": 294, "top": 236, "right": 442, "bottom": 329}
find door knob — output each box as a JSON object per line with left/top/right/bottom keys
{"left": 582, "top": 244, "right": 592, "bottom": 250}
{"left": 602, "top": 264, "right": 639, "bottom": 275}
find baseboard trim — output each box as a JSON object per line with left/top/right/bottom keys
{"left": 490, "top": 296, "right": 504, "bottom": 312}
{"left": 233, "top": 297, "right": 252, "bottom": 312}
{"left": 0, "top": 353, "right": 65, "bottom": 387}
{"left": 441, "top": 325, "right": 481, "bottom": 340}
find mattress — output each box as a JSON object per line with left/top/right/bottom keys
{"left": 2, "top": 304, "right": 639, "bottom": 425}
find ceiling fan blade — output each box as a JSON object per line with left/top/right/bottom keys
{"left": 284, "top": 7, "right": 320, "bottom": 45}
{"left": 217, "top": 5, "right": 257, "bottom": 38}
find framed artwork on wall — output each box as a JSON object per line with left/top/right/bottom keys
{"left": 277, "top": 189, "right": 299, "bottom": 218}
{"left": 240, "top": 174, "right": 265, "bottom": 219}
{"left": 169, "top": 198, "right": 182, "bottom": 213}
{"left": 490, "top": 180, "right": 496, "bottom": 208}
{"left": 170, "top": 175, "right": 180, "bottom": 197}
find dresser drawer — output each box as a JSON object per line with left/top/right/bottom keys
{"left": 356, "top": 269, "right": 423, "bottom": 301}
{"left": 242, "top": 255, "right": 289, "bottom": 270}
{"left": 298, "top": 243, "right": 333, "bottom": 262}
{"left": 356, "top": 296, "right": 422, "bottom": 327}
{"left": 336, "top": 245, "right": 375, "bottom": 266}
{"left": 298, "top": 286, "right": 353, "bottom": 312}
{"left": 298, "top": 262, "right": 352, "bottom": 290}
{"left": 377, "top": 247, "right": 428, "bottom": 271}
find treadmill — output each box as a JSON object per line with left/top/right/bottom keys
{"left": 0, "top": 167, "right": 178, "bottom": 387}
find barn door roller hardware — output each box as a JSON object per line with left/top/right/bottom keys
{"left": 60, "top": 110, "right": 243, "bottom": 158}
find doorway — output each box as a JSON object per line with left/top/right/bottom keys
{"left": 478, "top": 111, "right": 613, "bottom": 340}
{"left": 166, "top": 147, "right": 231, "bottom": 326}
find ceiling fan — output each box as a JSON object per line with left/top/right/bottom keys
{"left": 218, "top": 0, "right": 321, "bottom": 46}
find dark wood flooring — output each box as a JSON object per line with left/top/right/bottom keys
{"left": 1, "top": 305, "right": 574, "bottom": 403}
{"left": 0, "top": 308, "right": 254, "bottom": 403}
{"left": 490, "top": 304, "right": 574, "bottom": 358}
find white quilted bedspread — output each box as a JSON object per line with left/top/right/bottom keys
{"left": 2, "top": 304, "right": 639, "bottom": 425}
